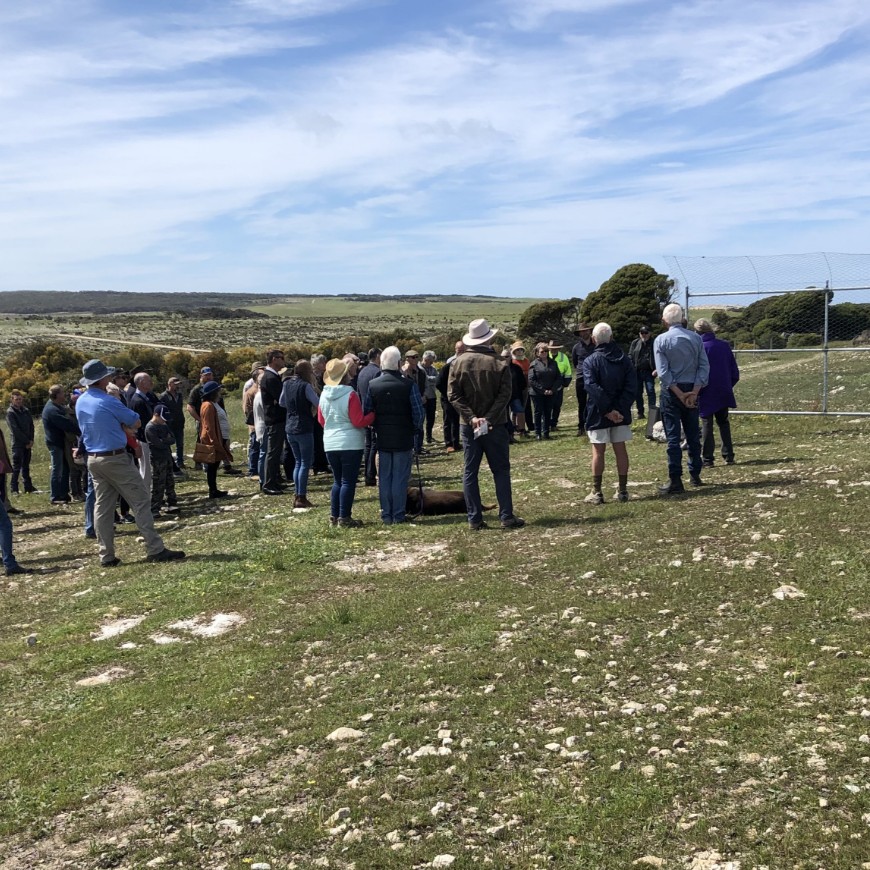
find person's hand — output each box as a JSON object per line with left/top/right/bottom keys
{"left": 683, "top": 393, "right": 697, "bottom": 409}
{"left": 545, "top": 389, "right": 553, "bottom": 396}
{"left": 471, "top": 416, "right": 485, "bottom": 431}
{"left": 605, "top": 410, "right": 623, "bottom": 423}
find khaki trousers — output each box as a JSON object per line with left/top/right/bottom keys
{"left": 89, "top": 452, "right": 164, "bottom": 563}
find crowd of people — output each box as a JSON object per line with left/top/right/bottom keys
{"left": 0, "top": 305, "right": 740, "bottom": 572}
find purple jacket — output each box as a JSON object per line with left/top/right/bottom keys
{"left": 698, "top": 332, "right": 739, "bottom": 416}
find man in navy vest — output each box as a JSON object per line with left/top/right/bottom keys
{"left": 364, "top": 346, "right": 424, "bottom": 524}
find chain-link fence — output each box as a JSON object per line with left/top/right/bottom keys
{"left": 663, "top": 253, "right": 870, "bottom": 416}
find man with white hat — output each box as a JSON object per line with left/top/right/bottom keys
{"left": 75, "top": 359, "right": 185, "bottom": 566}
{"left": 447, "top": 319, "right": 524, "bottom": 531}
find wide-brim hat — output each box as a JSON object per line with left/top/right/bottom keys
{"left": 202, "top": 380, "right": 222, "bottom": 397}
{"left": 80, "top": 358, "right": 117, "bottom": 386}
{"left": 510, "top": 339, "right": 526, "bottom": 352}
{"left": 547, "top": 341, "right": 564, "bottom": 350}
{"left": 463, "top": 318, "right": 498, "bottom": 346}
{"left": 574, "top": 321, "right": 593, "bottom": 335}
{"left": 323, "top": 358, "right": 349, "bottom": 386}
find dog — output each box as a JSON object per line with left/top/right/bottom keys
{"left": 406, "top": 487, "right": 496, "bottom": 516}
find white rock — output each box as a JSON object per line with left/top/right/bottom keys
{"left": 411, "top": 744, "right": 439, "bottom": 759}
{"left": 326, "top": 727, "right": 364, "bottom": 742}
{"left": 343, "top": 828, "right": 363, "bottom": 843}
{"left": 621, "top": 701, "right": 645, "bottom": 716}
{"left": 633, "top": 858, "right": 665, "bottom": 868}
{"left": 217, "top": 818, "right": 242, "bottom": 835}
{"left": 430, "top": 801, "right": 451, "bottom": 817}
{"left": 146, "top": 859, "right": 166, "bottom": 868}
{"left": 574, "top": 649, "right": 591, "bottom": 659}
{"left": 326, "top": 807, "right": 351, "bottom": 825}
{"left": 432, "top": 856, "right": 456, "bottom": 868}
{"left": 251, "top": 864, "right": 272, "bottom": 870}
{"left": 386, "top": 829, "right": 401, "bottom": 843}
{"left": 772, "top": 585, "right": 806, "bottom": 600}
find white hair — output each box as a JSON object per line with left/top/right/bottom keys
{"left": 662, "top": 303, "right": 684, "bottom": 326}
{"left": 133, "top": 372, "right": 150, "bottom": 387}
{"left": 380, "top": 346, "right": 401, "bottom": 371}
{"left": 592, "top": 322, "right": 612, "bottom": 343}
{"left": 422, "top": 350, "right": 436, "bottom": 362}
{"left": 310, "top": 353, "right": 327, "bottom": 365}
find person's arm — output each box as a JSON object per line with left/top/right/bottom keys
{"left": 409, "top": 383, "right": 425, "bottom": 431}
{"left": 730, "top": 349, "right": 740, "bottom": 386}
{"left": 186, "top": 403, "right": 200, "bottom": 422}
{"left": 347, "top": 391, "right": 375, "bottom": 428}
{"left": 582, "top": 358, "right": 611, "bottom": 415}
{"left": 447, "top": 364, "right": 473, "bottom": 425}
{"left": 693, "top": 341, "right": 710, "bottom": 392}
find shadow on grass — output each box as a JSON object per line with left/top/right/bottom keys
{"left": 733, "top": 457, "right": 797, "bottom": 467}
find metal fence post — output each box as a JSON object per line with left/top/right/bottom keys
{"left": 822, "top": 281, "right": 830, "bottom": 414}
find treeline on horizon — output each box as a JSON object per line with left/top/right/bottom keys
{"left": 0, "top": 290, "right": 530, "bottom": 315}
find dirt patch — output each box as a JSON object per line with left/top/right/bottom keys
{"left": 331, "top": 543, "right": 448, "bottom": 574}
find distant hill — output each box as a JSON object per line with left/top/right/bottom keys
{"left": 0, "top": 291, "right": 529, "bottom": 315}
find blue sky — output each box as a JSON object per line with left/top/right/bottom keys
{"left": 2, "top": 0, "right": 870, "bottom": 298}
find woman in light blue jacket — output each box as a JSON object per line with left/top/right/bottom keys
{"left": 317, "top": 359, "right": 375, "bottom": 528}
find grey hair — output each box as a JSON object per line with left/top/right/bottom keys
{"left": 592, "top": 322, "right": 612, "bottom": 343}
{"left": 106, "top": 383, "right": 120, "bottom": 397}
{"left": 662, "top": 303, "right": 684, "bottom": 326}
{"left": 310, "top": 353, "right": 327, "bottom": 365}
{"left": 380, "top": 346, "right": 401, "bottom": 371}
{"left": 133, "top": 372, "right": 150, "bottom": 387}
{"left": 694, "top": 318, "right": 714, "bottom": 334}
{"left": 422, "top": 350, "right": 436, "bottom": 362}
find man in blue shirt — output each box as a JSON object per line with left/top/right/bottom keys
{"left": 653, "top": 304, "right": 710, "bottom": 494}
{"left": 75, "top": 359, "right": 185, "bottom": 567}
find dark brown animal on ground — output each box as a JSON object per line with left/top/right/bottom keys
{"left": 406, "top": 487, "right": 496, "bottom": 516}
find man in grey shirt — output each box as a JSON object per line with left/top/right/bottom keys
{"left": 653, "top": 303, "right": 710, "bottom": 494}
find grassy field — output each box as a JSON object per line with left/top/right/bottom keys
{"left": 0, "top": 296, "right": 540, "bottom": 358}
{"left": 1, "top": 389, "right": 869, "bottom": 869}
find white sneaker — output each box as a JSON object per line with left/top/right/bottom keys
{"left": 584, "top": 491, "right": 604, "bottom": 505}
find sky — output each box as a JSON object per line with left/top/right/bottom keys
{"left": 3, "top": 0, "right": 870, "bottom": 298}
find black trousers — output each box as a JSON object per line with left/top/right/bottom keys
{"left": 441, "top": 398, "right": 460, "bottom": 449}
{"left": 702, "top": 409, "right": 734, "bottom": 463}
{"left": 264, "top": 422, "right": 285, "bottom": 490}
{"left": 11, "top": 445, "right": 34, "bottom": 493}
{"left": 575, "top": 378, "right": 588, "bottom": 432}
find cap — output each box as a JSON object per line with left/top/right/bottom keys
{"left": 200, "top": 366, "right": 213, "bottom": 375}
{"left": 153, "top": 403, "right": 171, "bottom": 421}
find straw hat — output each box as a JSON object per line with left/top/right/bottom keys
{"left": 323, "top": 358, "right": 350, "bottom": 386}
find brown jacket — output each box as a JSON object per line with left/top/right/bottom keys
{"left": 199, "top": 401, "right": 232, "bottom": 463}
{"left": 447, "top": 346, "right": 511, "bottom": 426}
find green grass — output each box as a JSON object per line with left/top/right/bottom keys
{"left": 1, "top": 391, "right": 869, "bottom": 868}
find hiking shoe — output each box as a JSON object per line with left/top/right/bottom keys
{"left": 702, "top": 460, "right": 715, "bottom": 468}
{"left": 5, "top": 564, "right": 30, "bottom": 576}
{"left": 208, "top": 490, "right": 230, "bottom": 499}
{"left": 146, "top": 548, "right": 186, "bottom": 563}
{"left": 501, "top": 515, "right": 525, "bottom": 529}
{"left": 584, "top": 491, "right": 605, "bottom": 505}
{"left": 689, "top": 473, "right": 704, "bottom": 487}
{"left": 658, "top": 479, "right": 685, "bottom": 495}
{"left": 337, "top": 517, "right": 363, "bottom": 528}
{"left": 294, "top": 495, "right": 314, "bottom": 509}
{"left": 469, "top": 520, "right": 489, "bottom": 531}
{"left": 616, "top": 490, "right": 629, "bottom": 503}
{"left": 101, "top": 557, "right": 121, "bottom": 567}
{"left": 329, "top": 516, "right": 338, "bottom": 527}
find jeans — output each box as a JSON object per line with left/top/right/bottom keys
{"left": 550, "top": 387, "right": 564, "bottom": 427}
{"left": 660, "top": 385, "right": 702, "bottom": 479}
{"left": 247, "top": 430, "right": 261, "bottom": 476}
{"left": 531, "top": 395, "right": 553, "bottom": 437}
{"left": 264, "top": 422, "right": 285, "bottom": 490}
{"left": 702, "top": 409, "right": 734, "bottom": 463}
{"left": 84, "top": 471, "right": 95, "bottom": 536}
{"left": 11, "top": 445, "right": 33, "bottom": 493}
{"left": 286, "top": 432, "right": 314, "bottom": 497}
{"left": 47, "top": 443, "right": 70, "bottom": 501}
{"left": 442, "top": 398, "right": 460, "bottom": 448}
{"left": 636, "top": 372, "right": 656, "bottom": 416}
{"left": 364, "top": 427, "right": 378, "bottom": 483}
{"left": 325, "top": 449, "right": 363, "bottom": 519}
{"left": 575, "top": 379, "right": 588, "bottom": 432}
{"left": 172, "top": 428, "right": 185, "bottom": 466}
{"left": 0, "top": 500, "right": 18, "bottom": 570}
{"left": 460, "top": 422, "right": 515, "bottom": 524}
{"left": 257, "top": 431, "right": 267, "bottom": 486}
{"left": 378, "top": 449, "right": 413, "bottom": 523}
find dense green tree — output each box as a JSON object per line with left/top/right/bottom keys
{"left": 517, "top": 299, "right": 581, "bottom": 346}
{"left": 579, "top": 264, "right": 673, "bottom": 346}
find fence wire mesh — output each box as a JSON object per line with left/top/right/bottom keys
{"left": 663, "top": 254, "right": 870, "bottom": 416}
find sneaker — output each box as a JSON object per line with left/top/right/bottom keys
{"left": 500, "top": 515, "right": 525, "bottom": 529}
{"left": 261, "top": 487, "right": 284, "bottom": 496}
{"left": 165, "top": 505, "right": 180, "bottom": 513}
{"left": 702, "top": 460, "right": 715, "bottom": 469}
{"left": 101, "top": 557, "right": 122, "bottom": 567}
{"left": 50, "top": 498, "right": 71, "bottom": 505}
{"left": 616, "top": 491, "right": 629, "bottom": 503}
{"left": 5, "top": 563, "right": 30, "bottom": 576}
{"left": 146, "top": 548, "right": 186, "bottom": 563}
{"left": 469, "top": 520, "right": 488, "bottom": 531}
{"left": 584, "top": 491, "right": 605, "bottom": 505}
{"left": 120, "top": 514, "right": 136, "bottom": 524}
{"left": 689, "top": 473, "right": 704, "bottom": 487}
{"left": 658, "top": 479, "right": 685, "bottom": 495}
{"left": 337, "top": 517, "right": 363, "bottom": 528}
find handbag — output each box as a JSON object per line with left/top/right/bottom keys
{"left": 193, "top": 441, "right": 218, "bottom": 464}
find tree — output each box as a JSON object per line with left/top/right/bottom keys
{"left": 578, "top": 264, "right": 673, "bottom": 346}
{"left": 517, "top": 299, "right": 581, "bottom": 346}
